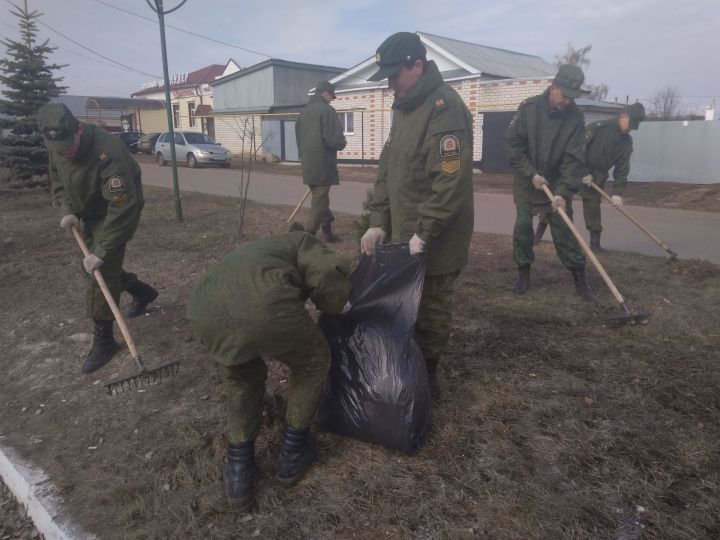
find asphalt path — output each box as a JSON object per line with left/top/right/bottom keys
{"left": 140, "top": 163, "right": 720, "bottom": 264}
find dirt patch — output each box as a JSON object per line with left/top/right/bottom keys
{"left": 1, "top": 187, "right": 719, "bottom": 538}
{"left": 0, "top": 478, "right": 41, "bottom": 539}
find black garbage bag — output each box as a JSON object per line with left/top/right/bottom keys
{"left": 318, "top": 243, "right": 430, "bottom": 454}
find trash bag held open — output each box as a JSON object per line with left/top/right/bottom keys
{"left": 319, "top": 243, "right": 431, "bottom": 454}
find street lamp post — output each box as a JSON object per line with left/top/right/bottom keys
{"left": 146, "top": 0, "right": 187, "bottom": 222}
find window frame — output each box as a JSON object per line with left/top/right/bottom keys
{"left": 337, "top": 111, "right": 355, "bottom": 135}
{"left": 172, "top": 103, "right": 181, "bottom": 128}
{"left": 188, "top": 101, "right": 196, "bottom": 128}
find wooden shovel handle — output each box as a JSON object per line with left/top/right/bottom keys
{"left": 286, "top": 187, "right": 312, "bottom": 223}
{"left": 590, "top": 181, "right": 676, "bottom": 256}
{"left": 541, "top": 184, "right": 625, "bottom": 305}
{"left": 71, "top": 226, "right": 145, "bottom": 372}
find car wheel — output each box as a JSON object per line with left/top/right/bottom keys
{"left": 156, "top": 152, "right": 166, "bottom": 166}
{"left": 187, "top": 153, "right": 198, "bottom": 168}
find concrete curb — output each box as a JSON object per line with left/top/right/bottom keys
{"left": 0, "top": 442, "right": 94, "bottom": 539}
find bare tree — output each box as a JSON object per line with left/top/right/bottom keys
{"left": 650, "top": 86, "right": 681, "bottom": 119}
{"left": 588, "top": 84, "right": 609, "bottom": 102}
{"left": 554, "top": 42, "right": 593, "bottom": 69}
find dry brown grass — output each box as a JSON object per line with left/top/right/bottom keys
{"left": 0, "top": 187, "right": 719, "bottom": 538}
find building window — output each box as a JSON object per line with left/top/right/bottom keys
{"left": 188, "top": 102, "right": 196, "bottom": 128}
{"left": 337, "top": 111, "right": 354, "bottom": 135}
{"left": 172, "top": 103, "right": 181, "bottom": 128}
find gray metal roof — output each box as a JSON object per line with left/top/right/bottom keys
{"left": 212, "top": 58, "right": 346, "bottom": 86}
{"left": 418, "top": 32, "right": 556, "bottom": 79}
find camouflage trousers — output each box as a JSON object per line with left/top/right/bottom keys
{"left": 581, "top": 185, "right": 603, "bottom": 233}
{"left": 204, "top": 326, "right": 330, "bottom": 443}
{"left": 82, "top": 220, "right": 140, "bottom": 321}
{"left": 307, "top": 185, "right": 335, "bottom": 234}
{"left": 415, "top": 271, "right": 460, "bottom": 365}
{"left": 513, "top": 201, "right": 586, "bottom": 270}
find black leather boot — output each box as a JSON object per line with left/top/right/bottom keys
{"left": 425, "top": 358, "right": 441, "bottom": 398}
{"left": 123, "top": 281, "right": 158, "bottom": 318}
{"left": 276, "top": 426, "right": 317, "bottom": 487}
{"left": 224, "top": 441, "right": 256, "bottom": 507}
{"left": 321, "top": 222, "right": 339, "bottom": 243}
{"left": 572, "top": 268, "right": 596, "bottom": 301}
{"left": 589, "top": 231, "right": 604, "bottom": 252}
{"left": 82, "top": 320, "right": 120, "bottom": 373}
{"left": 512, "top": 266, "right": 531, "bottom": 295}
{"left": 534, "top": 221, "right": 548, "bottom": 245}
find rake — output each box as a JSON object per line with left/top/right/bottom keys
{"left": 541, "top": 185, "right": 649, "bottom": 327}
{"left": 71, "top": 226, "right": 180, "bottom": 394}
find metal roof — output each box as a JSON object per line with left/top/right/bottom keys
{"left": 418, "top": 32, "right": 556, "bottom": 79}
{"left": 86, "top": 97, "right": 164, "bottom": 110}
{"left": 212, "top": 58, "right": 346, "bottom": 86}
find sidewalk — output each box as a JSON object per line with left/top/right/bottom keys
{"left": 140, "top": 164, "right": 720, "bottom": 264}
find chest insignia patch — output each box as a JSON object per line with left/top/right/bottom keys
{"left": 435, "top": 98, "right": 445, "bottom": 107}
{"left": 440, "top": 158, "right": 461, "bottom": 175}
{"left": 108, "top": 175, "right": 126, "bottom": 193}
{"left": 99, "top": 152, "right": 108, "bottom": 161}
{"left": 439, "top": 134, "right": 461, "bottom": 158}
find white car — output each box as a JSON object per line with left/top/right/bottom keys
{"left": 155, "top": 131, "right": 232, "bottom": 168}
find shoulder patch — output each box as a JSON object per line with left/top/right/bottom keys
{"left": 439, "top": 134, "right": 461, "bottom": 158}
{"left": 108, "top": 175, "right": 126, "bottom": 193}
{"left": 440, "top": 158, "right": 461, "bottom": 175}
{"left": 435, "top": 97, "right": 446, "bottom": 108}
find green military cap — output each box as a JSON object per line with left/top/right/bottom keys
{"left": 368, "top": 32, "right": 427, "bottom": 82}
{"left": 36, "top": 103, "right": 79, "bottom": 152}
{"left": 625, "top": 102, "right": 646, "bottom": 129}
{"left": 553, "top": 64, "right": 584, "bottom": 99}
{"left": 315, "top": 80, "right": 336, "bottom": 98}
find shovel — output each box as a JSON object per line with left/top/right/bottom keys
{"left": 286, "top": 187, "right": 311, "bottom": 223}
{"left": 589, "top": 181, "right": 677, "bottom": 261}
{"left": 541, "top": 185, "right": 649, "bottom": 327}
{"left": 71, "top": 226, "right": 180, "bottom": 394}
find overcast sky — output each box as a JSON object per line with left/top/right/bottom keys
{"left": 1, "top": 0, "right": 717, "bottom": 114}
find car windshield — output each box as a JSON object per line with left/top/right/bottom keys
{"left": 184, "top": 133, "right": 218, "bottom": 145}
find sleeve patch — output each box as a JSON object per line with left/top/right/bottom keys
{"left": 440, "top": 134, "right": 461, "bottom": 158}
{"left": 112, "top": 193, "right": 129, "bottom": 208}
{"left": 108, "top": 175, "right": 126, "bottom": 193}
{"left": 440, "top": 158, "right": 461, "bottom": 175}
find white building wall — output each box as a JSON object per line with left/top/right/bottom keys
{"left": 333, "top": 77, "right": 550, "bottom": 162}
{"left": 212, "top": 114, "right": 264, "bottom": 156}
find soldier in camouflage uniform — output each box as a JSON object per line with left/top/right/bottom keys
{"left": 579, "top": 103, "right": 646, "bottom": 251}
{"left": 38, "top": 104, "right": 158, "bottom": 374}
{"left": 187, "top": 232, "right": 351, "bottom": 506}
{"left": 295, "top": 80, "right": 347, "bottom": 242}
{"left": 359, "top": 32, "right": 475, "bottom": 397}
{"left": 504, "top": 65, "right": 594, "bottom": 300}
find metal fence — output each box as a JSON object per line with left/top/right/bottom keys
{"left": 630, "top": 120, "right": 720, "bottom": 184}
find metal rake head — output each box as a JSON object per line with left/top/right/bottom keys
{"left": 106, "top": 360, "right": 181, "bottom": 395}
{"left": 606, "top": 303, "right": 650, "bottom": 329}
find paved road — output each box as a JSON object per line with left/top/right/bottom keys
{"left": 140, "top": 163, "right": 720, "bottom": 264}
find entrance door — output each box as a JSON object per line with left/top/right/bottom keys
{"left": 481, "top": 111, "right": 515, "bottom": 173}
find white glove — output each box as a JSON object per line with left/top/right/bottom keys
{"left": 341, "top": 301, "right": 352, "bottom": 314}
{"left": 409, "top": 233, "right": 425, "bottom": 255}
{"left": 532, "top": 174, "right": 548, "bottom": 190}
{"left": 551, "top": 195, "right": 565, "bottom": 212}
{"left": 582, "top": 174, "right": 594, "bottom": 186}
{"left": 83, "top": 254, "right": 103, "bottom": 274}
{"left": 59, "top": 214, "right": 80, "bottom": 232}
{"left": 360, "top": 227, "right": 386, "bottom": 256}
{"left": 611, "top": 195, "right": 623, "bottom": 209}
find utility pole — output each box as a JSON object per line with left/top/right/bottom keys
{"left": 146, "top": 0, "right": 187, "bottom": 222}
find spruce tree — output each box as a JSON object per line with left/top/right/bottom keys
{"left": 0, "top": 0, "right": 65, "bottom": 186}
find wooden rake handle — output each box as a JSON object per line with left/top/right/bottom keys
{"left": 70, "top": 226, "right": 146, "bottom": 373}
{"left": 286, "top": 187, "right": 311, "bottom": 223}
{"left": 541, "top": 184, "right": 626, "bottom": 305}
{"left": 590, "top": 181, "right": 677, "bottom": 256}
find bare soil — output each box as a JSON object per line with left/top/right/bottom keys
{"left": 0, "top": 479, "right": 40, "bottom": 539}
{"left": 134, "top": 153, "right": 720, "bottom": 213}
{"left": 1, "top": 187, "right": 719, "bottom": 539}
